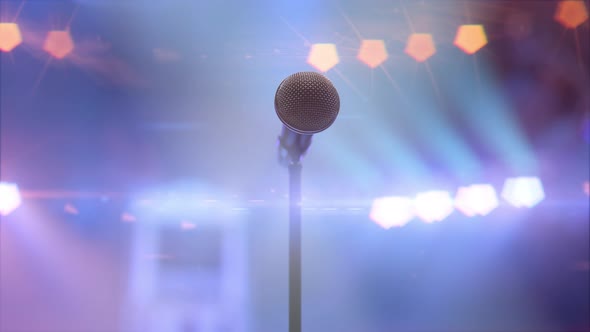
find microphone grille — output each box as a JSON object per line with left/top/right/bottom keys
{"left": 274, "top": 72, "right": 340, "bottom": 134}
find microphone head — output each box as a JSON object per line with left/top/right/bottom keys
{"left": 274, "top": 72, "right": 340, "bottom": 134}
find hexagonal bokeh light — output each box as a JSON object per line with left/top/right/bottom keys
{"left": 0, "top": 22, "right": 22, "bottom": 52}
{"left": 454, "top": 184, "right": 499, "bottom": 217}
{"left": 555, "top": 0, "right": 589, "bottom": 29}
{"left": 0, "top": 182, "right": 22, "bottom": 216}
{"left": 43, "top": 30, "right": 74, "bottom": 59}
{"left": 454, "top": 24, "right": 488, "bottom": 55}
{"left": 501, "top": 177, "right": 545, "bottom": 208}
{"left": 307, "top": 43, "right": 339, "bottom": 72}
{"left": 405, "top": 33, "right": 436, "bottom": 62}
{"left": 370, "top": 196, "right": 415, "bottom": 229}
{"left": 357, "top": 39, "right": 388, "bottom": 68}
{"left": 414, "top": 190, "right": 454, "bottom": 223}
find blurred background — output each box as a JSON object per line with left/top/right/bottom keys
{"left": 1, "top": 0, "right": 589, "bottom": 331}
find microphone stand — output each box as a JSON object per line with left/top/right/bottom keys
{"left": 278, "top": 126, "right": 311, "bottom": 332}
{"left": 288, "top": 162, "right": 302, "bottom": 332}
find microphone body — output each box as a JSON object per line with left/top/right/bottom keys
{"left": 274, "top": 72, "right": 340, "bottom": 166}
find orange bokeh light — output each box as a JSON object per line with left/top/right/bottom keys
{"left": 43, "top": 30, "right": 74, "bottom": 59}
{"left": 405, "top": 33, "right": 436, "bottom": 62}
{"left": 0, "top": 22, "right": 22, "bottom": 52}
{"left": 454, "top": 24, "right": 488, "bottom": 55}
{"left": 555, "top": 0, "right": 589, "bottom": 29}
{"left": 357, "top": 39, "right": 388, "bottom": 68}
{"left": 307, "top": 43, "right": 339, "bottom": 72}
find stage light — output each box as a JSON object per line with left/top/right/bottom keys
{"left": 370, "top": 196, "right": 415, "bottom": 229}
{"left": 454, "top": 184, "right": 498, "bottom": 217}
{"left": 357, "top": 39, "right": 388, "bottom": 68}
{"left": 0, "top": 182, "right": 22, "bottom": 216}
{"left": 405, "top": 33, "right": 436, "bottom": 62}
{"left": 43, "top": 30, "right": 74, "bottom": 59}
{"left": 454, "top": 24, "right": 488, "bottom": 55}
{"left": 555, "top": 0, "right": 588, "bottom": 29}
{"left": 307, "top": 43, "right": 339, "bottom": 72}
{"left": 501, "top": 177, "right": 545, "bottom": 208}
{"left": 414, "top": 190, "right": 454, "bottom": 223}
{"left": 0, "top": 22, "right": 22, "bottom": 52}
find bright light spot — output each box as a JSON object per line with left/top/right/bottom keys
{"left": 357, "top": 39, "right": 388, "bottom": 68}
{"left": 43, "top": 30, "right": 74, "bottom": 59}
{"left": 0, "top": 182, "right": 22, "bottom": 216}
{"left": 180, "top": 221, "right": 196, "bottom": 230}
{"left": 584, "top": 181, "right": 589, "bottom": 196}
{"left": 454, "top": 184, "right": 499, "bottom": 217}
{"left": 501, "top": 177, "right": 545, "bottom": 208}
{"left": 307, "top": 43, "right": 339, "bottom": 72}
{"left": 0, "top": 22, "right": 22, "bottom": 52}
{"left": 121, "top": 212, "right": 137, "bottom": 222}
{"left": 414, "top": 190, "right": 454, "bottom": 223}
{"left": 555, "top": 0, "right": 589, "bottom": 29}
{"left": 64, "top": 203, "right": 79, "bottom": 215}
{"left": 405, "top": 33, "right": 436, "bottom": 62}
{"left": 370, "top": 196, "right": 414, "bottom": 229}
{"left": 454, "top": 24, "right": 488, "bottom": 55}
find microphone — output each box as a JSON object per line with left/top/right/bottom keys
{"left": 275, "top": 72, "right": 340, "bottom": 166}
{"left": 274, "top": 72, "right": 340, "bottom": 332}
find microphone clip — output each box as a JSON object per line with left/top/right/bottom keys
{"left": 277, "top": 126, "right": 312, "bottom": 167}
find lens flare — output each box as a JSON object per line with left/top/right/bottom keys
{"left": 501, "top": 177, "right": 545, "bottom": 208}
{"left": 555, "top": 0, "right": 589, "bottom": 29}
{"left": 0, "top": 22, "right": 22, "bottom": 52}
{"left": 454, "top": 184, "right": 499, "bottom": 217}
{"left": 357, "top": 39, "right": 388, "bottom": 68}
{"left": 405, "top": 33, "right": 436, "bottom": 62}
{"left": 43, "top": 30, "right": 74, "bottom": 59}
{"left": 414, "top": 190, "right": 454, "bottom": 223}
{"left": 454, "top": 24, "right": 488, "bottom": 55}
{"left": 0, "top": 182, "right": 22, "bottom": 216}
{"left": 370, "top": 196, "right": 415, "bottom": 229}
{"left": 307, "top": 43, "right": 339, "bottom": 72}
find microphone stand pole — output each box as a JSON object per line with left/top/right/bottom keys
{"left": 278, "top": 127, "right": 311, "bottom": 332}
{"left": 288, "top": 162, "right": 302, "bottom": 332}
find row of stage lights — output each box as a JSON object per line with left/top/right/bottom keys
{"left": 370, "top": 177, "right": 547, "bottom": 230}
{"left": 310, "top": 0, "right": 588, "bottom": 72}
{"left": 0, "top": 1, "right": 587, "bottom": 66}
{"left": 1, "top": 178, "right": 589, "bottom": 230}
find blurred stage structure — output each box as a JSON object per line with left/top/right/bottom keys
{"left": 123, "top": 211, "right": 249, "bottom": 332}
